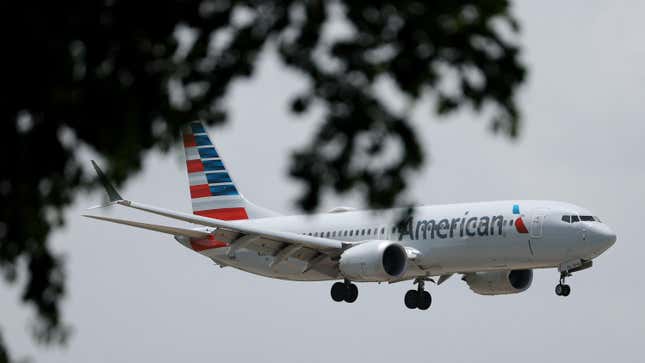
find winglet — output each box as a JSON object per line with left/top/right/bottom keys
{"left": 91, "top": 160, "right": 124, "bottom": 202}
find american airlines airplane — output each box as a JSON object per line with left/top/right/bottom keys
{"left": 85, "top": 121, "right": 616, "bottom": 310}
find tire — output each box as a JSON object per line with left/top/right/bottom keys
{"left": 555, "top": 284, "right": 563, "bottom": 296}
{"left": 418, "top": 291, "right": 432, "bottom": 310}
{"left": 345, "top": 284, "right": 359, "bottom": 303}
{"left": 331, "top": 282, "right": 346, "bottom": 302}
{"left": 562, "top": 284, "right": 571, "bottom": 297}
{"left": 404, "top": 290, "right": 418, "bottom": 309}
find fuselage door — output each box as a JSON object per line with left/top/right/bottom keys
{"left": 530, "top": 214, "right": 544, "bottom": 238}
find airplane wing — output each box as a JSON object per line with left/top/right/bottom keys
{"left": 99, "top": 199, "right": 346, "bottom": 253}
{"left": 84, "top": 209, "right": 343, "bottom": 276}
{"left": 85, "top": 161, "right": 347, "bottom": 275}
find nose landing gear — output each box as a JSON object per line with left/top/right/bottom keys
{"left": 404, "top": 278, "right": 432, "bottom": 310}
{"left": 555, "top": 272, "right": 571, "bottom": 297}
{"left": 330, "top": 279, "right": 359, "bottom": 303}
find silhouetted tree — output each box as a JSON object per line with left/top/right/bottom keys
{"left": 0, "top": 0, "right": 525, "bottom": 360}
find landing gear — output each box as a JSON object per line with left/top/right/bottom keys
{"left": 555, "top": 284, "right": 571, "bottom": 296}
{"left": 330, "top": 280, "right": 359, "bottom": 303}
{"left": 404, "top": 278, "right": 432, "bottom": 310}
{"left": 555, "top": 272, "right": 572, "bottom": 297}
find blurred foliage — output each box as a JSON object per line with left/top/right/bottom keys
{"left": 0, "top": 0, "right": 525, "bottom": 360}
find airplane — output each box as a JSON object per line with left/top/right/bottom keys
{"left": 84, "top": 121, "right": 617, "bottom": 310}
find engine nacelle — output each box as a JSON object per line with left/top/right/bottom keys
{"left": 463, "top": 269, "right": 533, "bottom": 295}
{"left": 339, "top": 240, "right": 408, "bottom": 282}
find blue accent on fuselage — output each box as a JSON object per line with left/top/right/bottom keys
{"left": 513, "top": 204, "right": 520, "bottom": 214}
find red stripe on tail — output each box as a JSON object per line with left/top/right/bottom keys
{"left": 190, "top": 184, "right": 212, "bottom": 198}
{"left": 195, "top": 208, "right": 248, "bottom": 220}
{"left": 187, "top": 159, "right": 204, "bottom": 173}
{"left": 183, "top": 134, "right": 197, "bottom": 147}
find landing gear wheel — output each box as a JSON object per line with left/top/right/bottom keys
{"left": 331, "top": 282, "right": 346, "bottom": 302}
{"left": 418, "top": 291, "right": 432, "bottom": 310}
{"left": 555, "top": 283, "right": 571, "bottom": 297}
{"left": 404, "top": 290, "right": 418, "bottom": 309}
{"left": 345, "top": 283, "right": 359, "bottom": 303}
{"left": 562, "top": 284, "right": 571, "bottom": 296}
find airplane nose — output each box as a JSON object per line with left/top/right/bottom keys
{"left": 592, "top": 225, "right": 616, "bottom": 251}
{"left": 605, "top": 228, "right": 617, "bottom": 247}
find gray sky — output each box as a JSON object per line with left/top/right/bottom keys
{"left": 2, "top": 1, "right": 644, "bottom": 362}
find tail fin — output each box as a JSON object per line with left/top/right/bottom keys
{"left": 182, "top": 121, "right": 278, "bottom": 220}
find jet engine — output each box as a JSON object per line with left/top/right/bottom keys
{"left": 463, "top": 269, "right": 533, "bottom": 295}
{"left": 339, "top": 240, "right": 408, "bottom": 282}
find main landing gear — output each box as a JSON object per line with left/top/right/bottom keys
{"left": 555, "top": 272, "right": 572, "bottom": 297}
{"left": 331, "top": 279, "right": 359, "bottom": 303}
{"left": 404, "top": 278, "right": 432, "bottom": 310}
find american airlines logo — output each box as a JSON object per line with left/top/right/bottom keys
{"left": 397, "top": 204, "right": 528, "bottom": 241}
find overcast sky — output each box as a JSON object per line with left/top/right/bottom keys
{"left": 2, "top": 1, "right": 644, "bottom": 362}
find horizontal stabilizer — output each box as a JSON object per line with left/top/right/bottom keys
{"left": 83, "top": 214, "right": 211, "bottom": 239}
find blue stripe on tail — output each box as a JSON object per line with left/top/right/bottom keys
{"left": 209, "top": 184, "right": 238, "bottom": 196}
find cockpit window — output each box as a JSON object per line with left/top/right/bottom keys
{"left": 562, "top": 214, "right": 602, "bottom": 223}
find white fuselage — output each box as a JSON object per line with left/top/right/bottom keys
{"left": 195, "top": 200, "right": 616, "bottom": 281}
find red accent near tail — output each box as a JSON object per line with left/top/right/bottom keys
{"left": 190, "top": 235, "right": 229, "bottom": 251}
{"left": 187, "top": 159, "right": 204, "bottom": 173}
{"left": 515, "top": 217, "right": 529, "bottom": 233}
{"left": 190, "top": 184, "right": 212, "bottom": 198}
{"left": 183, "top": 134, "right": 197, "bottom": 147}
{"left": 195, "top": 208, "right": 249, "bottom": 220}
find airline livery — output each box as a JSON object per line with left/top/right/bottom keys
{"left": 85, "top": 121, "right": 616, "bottom": 310}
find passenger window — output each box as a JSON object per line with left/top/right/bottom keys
{"left": 349, "top": 230, "right": 353, "bottom": 236}
{"left": 392, "top": 227, "right": 396, "bottom": 233}
{"left": 562, "top": 215, "right": 571, "bottom": 223}
{"left": 510, "top": 219, "right": 514, "bottom": 226}
{"left": 332, "top": 231, "right": 336, "bottom": 237}
{"left": 381, "top": 227, "right": 385, "bottom": 234}
{"left": 571, "top": 216, "right": 580, "bottom": 222}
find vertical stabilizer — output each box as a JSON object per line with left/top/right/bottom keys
{"left": 182, "top": 121, "right": 278, "bottom": 220}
